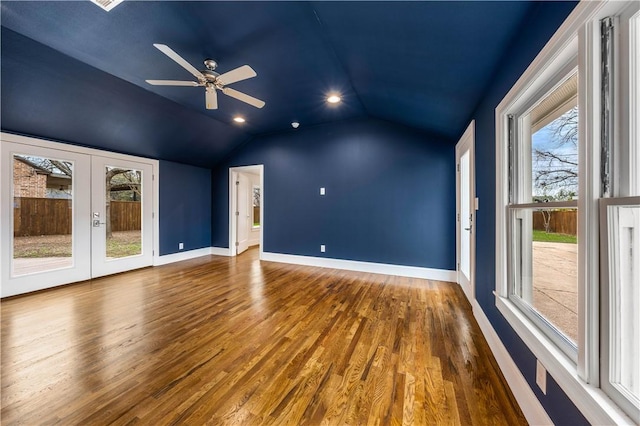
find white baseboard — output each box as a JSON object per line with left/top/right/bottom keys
{"left": 471, "top": 300, "right": 553, "bottom": 426}
{"left": 154, "top": 247, "right": 215, "bottom": 266}
{"left": 210, "top": 247, "right": 232, "bottom": 256}
{"left": 261, "top": 252, "right": 456, "bottom": 282}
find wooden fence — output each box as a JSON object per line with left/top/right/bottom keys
{"left": 532, "top": 210, "right": 577, "bottom": 236}
{"left": 109, "top": 201, "right": 141, "bottom": 232}
{"left": 13, "top": 197, "right": 140, "bottom": 236}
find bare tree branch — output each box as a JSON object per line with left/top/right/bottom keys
{"left": 533, "top": 106, "right": 578, "bottom": 199}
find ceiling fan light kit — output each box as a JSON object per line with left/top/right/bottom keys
{"left": 327, "top": 94, "right": 341, "bottom": 104}
{"left": 146, "top": 44, "right": 265, "bottom": 111}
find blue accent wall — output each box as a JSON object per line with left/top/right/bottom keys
{"left": 467, "top": 2, "right": 588, "bottom": 424}
{"left": 159, "top": 160, "right": 211, "bottom": 255}
{"left": 212, "top": 119, "right": 455, "bottom": 270}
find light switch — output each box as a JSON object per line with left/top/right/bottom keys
{"left": 320, "top": 187, "right": 326, "bottom": 195}
{"left": 320, "top": 245, "right": 326, "bottom": 253}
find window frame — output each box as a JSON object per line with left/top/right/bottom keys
{"left": 505, "top": 59, "right": 580, "bottom": 361}
{"left": 495, "top": 1, "right": 638, "bottom": 423}
{"left": 599, "top": 196, "right": 640, "bottom": 417}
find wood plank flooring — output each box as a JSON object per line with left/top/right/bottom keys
{"left": 1, "top": 248, "right": 526, "bottom": 425}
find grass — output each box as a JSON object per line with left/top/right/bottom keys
{"left": 106, "top": 236, "right": 141, "bottom": 258}
{"left": 13, "top": 231, "right": 142, "bottom": 259}
{"left": 533, "top": 229, "right": 577, "bottom": 244}
{"left": 15, "top": 245, "right": 72, "bottom": 258}
{"left": 13, "top": 235, "right": 72, "bottom": 258}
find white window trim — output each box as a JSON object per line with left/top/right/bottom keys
{"left": 630, "top": 9, "right": 640, "bottom": 196}
{"left": 599, "top": 196, "right": 640, "bottom": 417}
{"left": 495, "top": 1, "right": 636, "bottom": 424}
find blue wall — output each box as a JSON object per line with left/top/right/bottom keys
{"left": 159, "top": 160, "right": 212, "bottom": 255}
{"left": 468, "top": 2, "right": 588, "bottom": 424}
{"left": 212, "top": 119, "right": 455, "bottom": 270}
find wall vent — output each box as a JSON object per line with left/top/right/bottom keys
{"left": 90, "top": 0, "right": 124, "bottom": 12}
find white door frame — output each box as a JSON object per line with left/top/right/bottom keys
{"left": 1, "top": 132, "right": 159, "bottom": 297}
{"left": 455, "top": 121, "right": 476, "bottom": 302}
{"left": 228, "top": 165, "right": 264, "bottom": 258}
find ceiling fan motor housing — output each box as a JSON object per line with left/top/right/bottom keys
{"left": 203, "top": 59, "right": 218, "bottom": 70}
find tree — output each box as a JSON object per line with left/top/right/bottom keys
{"left": 533, "top": 106, "right": 578, "bottom": 200}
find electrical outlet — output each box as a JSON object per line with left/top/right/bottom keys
{"left": 536, "top": 359, "right": 547, "bottom": 394}
{"left": 320, "top": 244, "right": 326, "bottom": 253}
{"left": 179, "top": 242, "right": 184, "bottom": 250}
{"left": 320, "top": 187, "right": 326, "bottom": 195}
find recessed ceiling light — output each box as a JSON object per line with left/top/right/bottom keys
{"left": 327, "top": 94, "right": 341, "bottom": 104}
{"left": 233, "top": 116, "right": 246, "bottom": 123}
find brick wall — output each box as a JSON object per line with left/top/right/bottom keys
{"left": 13, "top": 158, "right": 47, "bottom": 198}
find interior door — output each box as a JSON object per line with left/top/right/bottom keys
{"left": 1, "top": 141, "right": 91, "bottom": 297}
{"left": 236, "top": 173, "right": 250, "bottom": 255}
{"left": 456, "top": 122, "right": 475, "bottom": 301}
{"left": 90, "top": 156, "right": 153, "bottom": 278}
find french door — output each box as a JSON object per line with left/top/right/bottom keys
{"left": 90, "top": 156, "right": 153, "bottom": 278}
{"left": 1, "top": 135, "right": 155, "bottom": 297}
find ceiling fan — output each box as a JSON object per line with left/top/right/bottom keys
{"left": 146, "top": 44, "right": 265, "bottom": 110}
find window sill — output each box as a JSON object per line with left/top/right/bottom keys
{"left": 495, "top": 295, "right": 635, "bottom": 425}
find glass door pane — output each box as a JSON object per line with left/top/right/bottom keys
{"left": 105, "top": 166, "right": 142, "bottom": 259}
{"left": 12, "top": 154, "right": 74, "bottom": 276}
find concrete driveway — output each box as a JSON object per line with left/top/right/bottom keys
{"left": 533, "top": 241, "right": 578, "bottom": 342}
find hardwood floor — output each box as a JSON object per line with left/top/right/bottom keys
{"left": 1, "top": 248, "right": 526, "bottom": 425}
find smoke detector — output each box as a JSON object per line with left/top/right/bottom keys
{"left": 291, "top": 122, "right": 300, "bottom": 129}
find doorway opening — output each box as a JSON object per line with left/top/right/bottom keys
{"left": 228, "top": 165, "right": 263, "bottom": 258}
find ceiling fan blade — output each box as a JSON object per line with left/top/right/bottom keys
{"left": 217, "top": 65, "right": 257, "bottom": 86}
{"left": 146, "top": 80, "right": 199, "bottom": 86}
{"left": 222, "top": 87, "right": 265, "bottom": 109}
{"left": 205, "top": 87, "right": 218, "bottom": 110}
{"left": 153, "top": 44, "right": 204, "bottom": 80}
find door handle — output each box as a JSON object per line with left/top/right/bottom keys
{"left": 464, "top": 227, "right": 472, "bottom": 231}
{"left": 93, "top": 220, "right": 106, "bottom": 227}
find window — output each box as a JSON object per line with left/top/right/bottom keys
{"left": 508, "top": 67, "right": 579, "bottom": 359}
{"left": 600, "top": 198, "right": 640, "bottom": 416}
{"left": 496, "top": 1, "right": 639, "bottom": 423}
{"left": 600, "top": 4, "right": 640, "bottom": 417}
{"left": 252, "top": 185, "right": 260, "bottom": 228}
